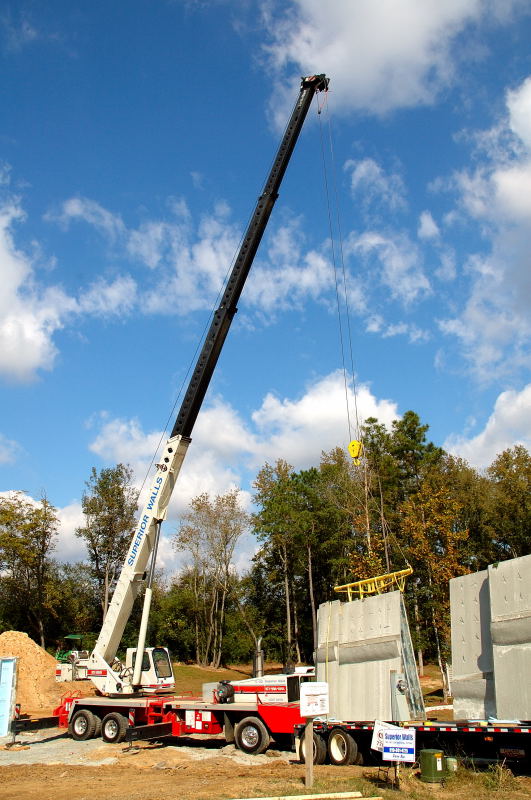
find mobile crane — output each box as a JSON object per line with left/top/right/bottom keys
{"left": 54, "top": 74, "right": 329, "bottom": 704}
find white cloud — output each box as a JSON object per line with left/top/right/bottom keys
{"left": 0, "top": 433, "right": 21, "bottom": 464}
{"left": 50, "top": 372, "right": 401, "bottom": 574}
{"left": 1, "top": 12, "right": 39, "bottom": 52}
{"left": 418, "top": 210, "right": 440, "bottom": 240}
{"left": 442, "top": 75, "right": 531, "bottom": 379}
{"left": 49, "top": 197, "right": 126, "bottom": 241}
{"left": 251, "top": 370, "right": 399, "bottom": 469}
{"left": 345, "top": 158, "right": 407, "bottom": 215}
{"left": 78, "top": 276, "right": 138, "bottom": 317}
{"left": 507, "top": 76, "right": 531, "bottom": 148}
{"left": 444, "top": 383, "right": 531, "bottom": 468}
{"left": 50, "top": 195, "right": 241, "bottom": 316}
{"left": 56, "top": 501, "right": 88, "bottom": 563}
{"left": 88, "top": 415, "right": 164, "bottom": 477}
{"left": 0, "top": 197, "right": 78, "bottom": 381}
{"left": 262, "top": 0, "right": 528, "bottom": 117}
{"left": 245, "top": 219, "right": 334, "bottom": 312}
{"left": 87, "top": 370, "right": 399, "bottom": 511}
{"left": 348, "top": 230, "right": 431, "bottom": 305}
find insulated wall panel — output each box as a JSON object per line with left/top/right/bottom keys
{"left": 449, "top": 570, "right": 495, "bottom": 719}
{"left": 488, "top": 554, "right": 531, "bottom": 719}
{"left": 316, "top": 591, "right": 424, "bottom": 721}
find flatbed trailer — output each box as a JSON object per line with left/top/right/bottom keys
{"left": 295, "top": 718, "right": 531, "bottom": 771}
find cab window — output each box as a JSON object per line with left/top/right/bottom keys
{"left": 153, "top": 647, "right": 173, "bottom": 678}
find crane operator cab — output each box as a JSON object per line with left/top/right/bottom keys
{"left": 125, "top": 646, "right": 175, "bottom": 693}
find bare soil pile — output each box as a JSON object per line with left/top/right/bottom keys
{"left": 0, "top": 630, "right": 94, "bottom": 713}
{"left": 0, "top": 631, "right": 59, "bottom": 711}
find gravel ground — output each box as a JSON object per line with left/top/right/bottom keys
{"left": 0, "top": 728, "right": 119, "bottom": 766}
{"left": 0, "top": 727, "right": 293, "bottom": 768}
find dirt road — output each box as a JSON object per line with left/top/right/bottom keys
{"left": 2, "top": 727, "right": 531, "bottom": 800}
{"left": 0, "top": 728, "right": 366, "bottom": 800}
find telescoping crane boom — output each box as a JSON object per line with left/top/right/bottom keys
{"left": 76, "top": 74, "right": 329, "bottom": 695}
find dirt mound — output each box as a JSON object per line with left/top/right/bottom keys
{"left": 0, "top": 631, "right": 85, "bottom": 713}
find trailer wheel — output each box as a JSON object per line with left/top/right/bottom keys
{"left": 234, "top": 717, "right": 270, "bottom": 755}
{"left": 101, "top": 712, "right": 128, "bottom": 744}
{"left": 298, "top": 730, "right": 327, "bottom": 765}
{"left": 69, "top": 709, "right": 97, "bottom": 741}
{"left": 327, "top": 727, "right": 358, "bottom": 766}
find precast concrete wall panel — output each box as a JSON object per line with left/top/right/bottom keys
{"left": 316, "top": 591, "right": 416, "bottom": 721}
{"left": 316, "top": 600, "right": 340, "bottom": 712}
{"left": 450, "top": 569, "right": 495, "bottom": 719}
{"left": 488, "top": 555, "right": 531, "bottom": 719}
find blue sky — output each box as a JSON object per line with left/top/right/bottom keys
{"left": 1, "top": 0, "right": 530, "bottom": 575}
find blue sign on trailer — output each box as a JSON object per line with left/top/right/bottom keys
{"left": 382, "top": 728, "right": 416, "bottom": 763}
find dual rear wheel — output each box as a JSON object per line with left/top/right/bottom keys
{"left": 69, "top": 709, "right": 102, "bottom": 741}
{"left": 298, "top": 727, "right": 362, "bottom": 766}
{"left": 69, "top": 709, "right": 128, "bottom": 744}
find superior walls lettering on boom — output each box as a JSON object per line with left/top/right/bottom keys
{"left": 147, "top": 476, "right": 163, "bottom": 511}
{"left": 128, "top": 514, "right": 150, "bottom": 566}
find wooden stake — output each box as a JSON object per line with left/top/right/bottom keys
{"left": 304, "top": 718, "right": 313, "bottom": 789}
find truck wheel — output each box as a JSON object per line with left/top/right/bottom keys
{"left": 327, "top": 727, "right": 358, "bottom": 766}
{"left": 101, "top": 712, "right": 128, "bottom": 744}
{"left": 234, "top": 717, "right": 270, "bottom": 755}
{"left": 298, "top": 730, "right": 327, "bottom": 765}
{"left": 69, "top": 709, "right": 97, "bottom": 741}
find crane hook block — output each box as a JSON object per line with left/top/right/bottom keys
{"left": 348, "top": 440, "right": 363, "bottom": 463}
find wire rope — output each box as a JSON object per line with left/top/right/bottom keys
{"left": 317, "top": 105, "right": 353, "bottom": 443}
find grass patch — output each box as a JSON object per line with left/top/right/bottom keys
{"left": 172, "top": 663, "right": 251, "bottom": 696}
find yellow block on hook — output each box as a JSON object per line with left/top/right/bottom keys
{"left": 348, "top": 440, "right": 363, "bottom": 463}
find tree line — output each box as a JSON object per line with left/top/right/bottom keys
{"left": 0, "top": 411, "right": 529, "bottom": 676}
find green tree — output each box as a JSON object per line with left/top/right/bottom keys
{"left": 174, "top": 490, "right": 249, "bottom": 667}
{"left": 45, "top": 562, "right": 101, "bottom": 646}
{"left": 253, "top": 460, "right": 304, "bottom": 663}
{"left": 0, "top": 492, "right": 58, "bottom": 646}
{"left": 486, "top": 445, "right": 531, "bottom": 560}
{"left": 400, "top": 460, "right": 469, "bottom": 688}
{"left": 76, "top": 464, "right": 138, "bottom": 620}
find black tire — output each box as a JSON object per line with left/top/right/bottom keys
{"left": 298, "top": 730, "right": 327, "bottom": 765}
{"left": 327, "top": 727, "right": 358, "bottom": 766}
{"left": 101, "top": 712, "right": 128, "bottom": 744}
{"left": 69, "top": 709, "right": 97, "bottom": 741}
{"left": 234, "top": 716, "right": 270, "bottom": 755}
{"left": 93, "top": 715, "right": 102, "bottom": 738}
{"left": 355, "top": 751, "right": 364, "bottom": 765}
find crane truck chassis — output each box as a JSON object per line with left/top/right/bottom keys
{"left": 11, "top": 668, "right": 315, "bottom": 755}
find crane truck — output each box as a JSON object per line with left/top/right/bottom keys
{"left": 38, "top": 73, "right": 329, "bottom": 749}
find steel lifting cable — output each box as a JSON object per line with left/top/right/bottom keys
{"left": 316, "top": 100, "right": 361, "bottom": 447}
{"left": 317, "top": 104, "right": 352, "bottom": 443}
